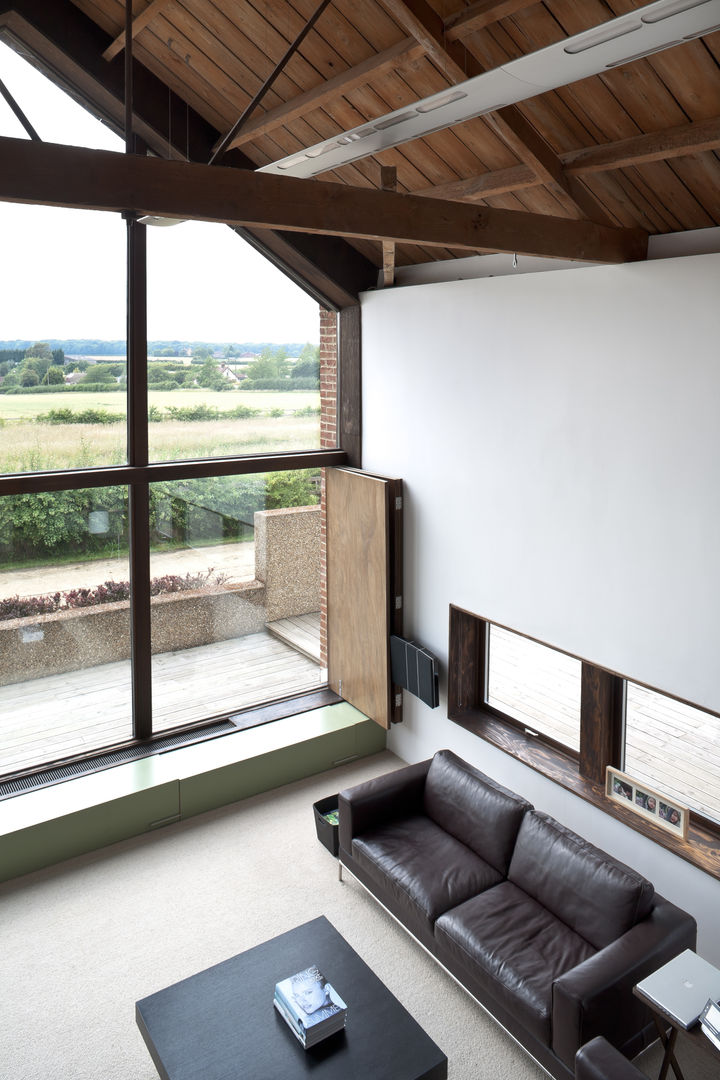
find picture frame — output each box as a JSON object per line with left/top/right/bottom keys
{"left": 605, "top": 767, "right": 689, "bottom": 840}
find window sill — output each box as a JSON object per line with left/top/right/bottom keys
{"left": 451, "top": 706, "right": 720, "bottom": 883}
{"left": 0, "top": 702, "right": 384, "bottom": 883}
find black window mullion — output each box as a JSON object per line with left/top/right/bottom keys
{"left": 126, "top": 213, "right": 152, "bottom": 738}
{"left": 129, "top": 483, "right": 152, "bottom": 738}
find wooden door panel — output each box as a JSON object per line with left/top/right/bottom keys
{"left": 326, "top": 467, "right": 401, "bottom": 729}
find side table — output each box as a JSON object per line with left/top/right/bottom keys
{"left": 633, "top": 952, "right": 720, "bottom": 1080}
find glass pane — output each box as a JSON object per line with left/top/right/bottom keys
{"left": 487, "top": 625, "right": 581, "bottom": 751}
{"left": 149, "top": 469, "right": 323, "bottom": 729}
{"left": 625, "top": 683, "right": 720, "bottom": 825}
{"left": 146, "top": 220, "right": 322, "bottom": 462}
{"left": 0, "top": 487, "right": 131, "bottom": 774}
{"left": 0, "top": 207, "right": 127, "bottom": 473}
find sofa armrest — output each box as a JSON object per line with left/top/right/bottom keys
{"left": 575, "top": 1037, "right": 645, "bottom": 1080}
{"left": 552, "top": 895, "right": 697, "bottom": 1068}
{"left": 338, "top": 758, "right": 431, "bottom": 856}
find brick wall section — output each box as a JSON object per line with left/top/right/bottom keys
{"left": 319, "top": 307, "right": 338, "bottom": 667}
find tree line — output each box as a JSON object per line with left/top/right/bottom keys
{"left": 0, "top": 343, "right": 321, "bottom": 393}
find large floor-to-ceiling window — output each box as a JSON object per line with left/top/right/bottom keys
{"left": 0, "top": 43, "right": 345, "bottom": 778}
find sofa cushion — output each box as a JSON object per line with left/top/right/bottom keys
{"left": 508, "top": 812, "right": 655, "bottom": 950}
{"left": 352, "top": 815, "right": 504, "bottom": 937}
{"left": 435, "top": 881, "right": 596, "bottom": 1046}
{"left": 423, "top": 749, "right": 532, "bottom": 874}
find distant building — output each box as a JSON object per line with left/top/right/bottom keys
{"left": 219, "top": 363, "right": 245, "bottom": 383}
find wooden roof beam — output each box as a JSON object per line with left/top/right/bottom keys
{"left": 227, "top": 38, "right": 425, "bottom": 151}
{"left": 1, "top": 0, "right": 377, "bottom": 306}
{"left": 417, "top": 115, "right": 720, "bottom": 205}
{"left": 416, "top": 164, "right": 536, "bottom": 201}
{"left": 374, "top": 0, "right": 612, "bottom": 225}
{"left": 102, "top": 0, "right": 172, "bottom": 63}
{"left": 0, "top": 136, "right": 648, "bottom": 263}
{"left": 444, "top": 0, "right": 540, "bottom": 42}
{"left": 562, "top": 116, "right": 720, "bottom": 174}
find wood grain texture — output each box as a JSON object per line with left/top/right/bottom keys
{"left": 327, "top": 468, "right": 391, "bottom": 728}
{"left": 0, "top": 137, "right": 648, "bottom": 262}
{"left": 579, "top": 664, "right": 624, "bottom": 785}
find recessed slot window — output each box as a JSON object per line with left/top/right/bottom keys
{"left": 486, "top": 625, "right": 581, "bottom": 752}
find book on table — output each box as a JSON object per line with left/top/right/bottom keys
{"left": 700, "top": 998, "right": 720, "bottom": 1051}
{"left": 274, "top": 965, "right": 347, "bottom": 1048}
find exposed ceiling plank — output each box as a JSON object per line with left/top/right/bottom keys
{"left": 102, "top": 0, "right": 172, "bottom": 63}
{"left": 210, "top": 0, "right": 335, "bottom": 164}
{"left": 562, "top": 117, "right": 720, "bottom": 175}
{"left": 373, "top": 0, "right": 611, "bottom": 223}
{"left": 0, "top": 136, "right": 648, "bottom": 263}
{"left": 227, "top": 38, "right": 425, "bottom": 151}
{"left": 444, "top": 0, "right": 540, "bottom": 42}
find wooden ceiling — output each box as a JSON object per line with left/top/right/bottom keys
{"left": 2, "top": 0, "right": 720, "bottom": 295}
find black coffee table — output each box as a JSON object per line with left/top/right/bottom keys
{"left": 136, "top": 915, "right": 448, "bottom": 1080}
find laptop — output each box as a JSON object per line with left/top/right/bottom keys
{"left": 636, "top": 949, "right": 720, "bottom": 1029}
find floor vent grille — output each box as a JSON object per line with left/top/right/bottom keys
{"left": 0, "top": 721, "right": 237, "bottom": 802}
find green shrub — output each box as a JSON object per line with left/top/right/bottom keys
{"left": 36, "top": 408, "right": 122, "bottom": 425}
{"left": 165, "top": 403, "right": 220, "bottom": 422}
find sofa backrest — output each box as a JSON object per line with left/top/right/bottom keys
{"left": 508, "top": 811, "right": 655, "bottom": 949}
{"left": 424, "top": 750, "right": 532, "bottom": 874}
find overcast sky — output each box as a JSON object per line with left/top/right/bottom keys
{"left": 0, "top": 41, "right": 320, "bottom": 344}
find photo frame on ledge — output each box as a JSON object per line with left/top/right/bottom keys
{"left": 606, "top": 767, "right": 689, "bottom": 840}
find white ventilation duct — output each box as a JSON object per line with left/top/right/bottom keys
{"left": 258, "top": 0, "right": 720, "bottom": 179}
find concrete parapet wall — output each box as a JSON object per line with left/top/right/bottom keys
{"left": 0, "top": 583, "right": 265, "bottom": 687}
{"left": 254, "top": 505, "right": 321, "bottom": 622}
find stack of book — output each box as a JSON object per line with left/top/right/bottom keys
{"left": 274, "top": 965, "right": 347, "bottom": 1049}
{"left": 700, "top": 998, "right": 720, "bottom": 1051}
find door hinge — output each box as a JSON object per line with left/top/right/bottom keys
{"left": 395, "top": 596, "right": 403, "bottom": 610}
{"left": 395, "top": 496, "right": 403, "bottom": 510}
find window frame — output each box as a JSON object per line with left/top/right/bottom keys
{"left": 448, "top": 604, "right": 720, "bottom": 881}
{"left": 0, "top": 213, "right": 355, "bottom": 778}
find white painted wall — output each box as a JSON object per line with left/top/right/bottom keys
{"left": 360, "top": 252, "right": 720, "bottom": 963}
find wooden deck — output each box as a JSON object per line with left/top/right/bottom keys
{"left": 489, "top": 626, "right": 720, "bottom": 824}
{"left": 0, "top": 626, "right": 324, "bottom": 776}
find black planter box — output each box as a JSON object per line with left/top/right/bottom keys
{"left": 313, "top": 794, "right": 339, "bottom": 857}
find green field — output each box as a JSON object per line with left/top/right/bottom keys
{"left": 0, "top": 388, "right": 322, "bottom": 472}
{"left": 0, "top": 388, "right": 320, "bottom": 421}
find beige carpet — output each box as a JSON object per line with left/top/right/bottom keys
{"left": 0, "top": 749, "right": 712, "bottom": 1079}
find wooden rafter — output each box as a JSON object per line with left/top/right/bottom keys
{"left": 486, "top": 109, "right": 615, "bottom": 226}
{"left": 372, "top": 0, "right": 611, "bottom": 225}
{"left": 416, "top": 164, "right": 535, "bottom": 201}
{"left": 416, "top": 116, "right": 720, "bottom": 204}
{"left": 0, "top": 136, "right": 648, "bottom": 263}
{"left": 444, "top": 0, "right": 539, "bottom": 42}
{"left": 562, "top": 117, "right": 720, "bottom": 175}
{"left": 210, "top": 0, "right": 334, "bottom": 164}
{"left": 227, "top": 38, "right": 425, "bottom": 151}
{"left": 102, "top": 0, "right": 172, "bottom": 62}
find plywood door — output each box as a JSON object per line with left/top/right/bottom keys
{"left": 326, "top": 468, "right": 401, "bottom": 729}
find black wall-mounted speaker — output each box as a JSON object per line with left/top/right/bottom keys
{"left": 390, "top": 636, "right": 439, "bottom": 709}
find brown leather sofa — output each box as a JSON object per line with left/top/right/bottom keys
{"left": 575, "top": 1036, "right": 647, "bottom": 1080}
{"left": 338, "top": 749, "right": 696, "bottom": 1080}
